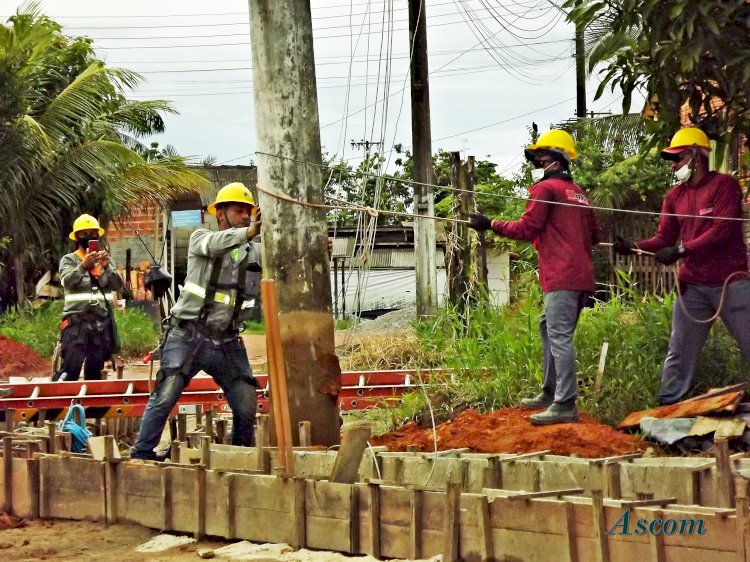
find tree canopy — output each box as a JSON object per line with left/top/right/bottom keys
{"left": 566, "top": 0, "right": 750, "bottom": 144}
{"left": 0, "top": 5, "right": 207, "bottom": 306}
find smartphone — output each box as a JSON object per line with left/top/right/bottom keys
{"left": 88, "top": 239, "right": 100, "bottom": 252}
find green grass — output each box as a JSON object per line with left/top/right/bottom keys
{"left": 0, "top": 301, "right": 159, "bottom": 359}
{"left": 406, "top": 273, "right": 748, "bottom": 426}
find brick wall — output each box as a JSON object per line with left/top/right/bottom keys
{"left": 107, "top": 203, "right": 165, "bottom": 268}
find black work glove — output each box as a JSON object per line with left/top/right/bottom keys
{"left": 654, "top": 246, "right": 685, "bottom": 265}
{"left": 612, "top": 235, "right": 636, "bottom": 255}
{"left": 467, "top": 213, "right": 493, "bottom": 232}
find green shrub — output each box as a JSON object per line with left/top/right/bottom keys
{"left": 413, "top": 281, "right": 747, "bottom": 426}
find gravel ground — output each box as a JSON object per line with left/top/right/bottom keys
{"left": 344, "top": 307, "right": 417, "bottom": 335}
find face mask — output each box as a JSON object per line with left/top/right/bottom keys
{"left": 531, "top": 162, "right": 554, "bottom": 183}
{"left": 78, "top": 236, "right": 99, "bottom": 250}
{"left": 673, "top": 159, "right": 693, "bottom": 182}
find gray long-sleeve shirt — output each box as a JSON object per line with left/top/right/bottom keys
{"left": 59, "top": 252, "right": 124, "bottom": 319}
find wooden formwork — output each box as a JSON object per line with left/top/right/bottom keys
{"left": 2, "top": 450, "right": 749, "bottom": 561}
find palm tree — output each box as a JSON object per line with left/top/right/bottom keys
{"left": 0, "top": 5, "right": 208, "bottom": 306}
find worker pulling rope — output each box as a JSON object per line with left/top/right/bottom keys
{"left": 60, "top": 403, "right": 92, "bottom": 453}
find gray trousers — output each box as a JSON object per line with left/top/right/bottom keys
{"left": 540, "top": 290, "right": 588, "bottom": 404}
{"left": 659, "top": 278, "right": 750, "bottom": 405}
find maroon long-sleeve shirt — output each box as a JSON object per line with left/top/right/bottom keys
{"left": 490, "top": 176, "right": 600, "bottom": 293}
{"left": 637, "top": 172, "right": 748, "bottom": 286}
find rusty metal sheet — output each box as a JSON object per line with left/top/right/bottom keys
{"left": 617, "top": 391, "right": 745, "bottom": 430}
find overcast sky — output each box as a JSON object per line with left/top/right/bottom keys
{"left": 1, "top": 0, "right": 636, "bottom": 177}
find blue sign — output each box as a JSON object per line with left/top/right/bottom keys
{"left": 171, "top": 210, "right": 203, "bottom": 227}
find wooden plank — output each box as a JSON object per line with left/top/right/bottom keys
{"left": 504, "top": 488, "right": 585, "bottom": 501}
{"left": 177, "top": 413, "right": 187, "bottom": 442}
{"left": 685, "top": 382, "right": 750, "bottom": 402}
{"left": 3, "top": 436, "right": 12, "bottom": 513}
{"left": 477, "top": 494, "right": 494, "bottom": 562}
{"left": 715, "top": 439, "right": 736, "bottom": 508}
{"left": 410, "top": 488, "right": 423, "bottom": 559}
{"left": 618, "top": 392, "right": 744, "bottom": 429}
{"left": 503, "top": 450, "right": 551, "bottom": 462}
{"left": 648, "top": 509, "right": 666, "bottom": 562}
{"left": 735, "top": 476, "right": 750, "bottom": 562}
{"left": 368, "top": 483, "right": 381, "bottom": 558}
{"left": 330, "top": 422, "right": 372, "bottom": 484}
{"left": 563, "top": 501, "right": 579, "bottom": 562}
{"left": 591, "top": 490, "right": 610, "bottom": 562}
{"left": 442, "top": 482, "right": 462, "bottom": 562}
{"left": 620, "top": 498, "right": 677, "bottom": 508}
{"left": 104, "top": 436, "right": 118, "bottom": 524}
{"left": 88, "top": 436, "right": 121, "bottom": 461}
{"left": 201, "top": 435, "right": 211, "bottom": 470}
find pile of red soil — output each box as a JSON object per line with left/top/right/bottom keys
{"left": 0, "top": 334, "right": 50, "bottom": 380}
{"left": 371, "top": 408, "right": 645, "bottom": 458}
{"left": 0, "top": 512, "right": 26, "bottom": 530}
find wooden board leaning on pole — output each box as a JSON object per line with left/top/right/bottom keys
{"left": 261, "top": 279, "right": 295, "bottom": 477}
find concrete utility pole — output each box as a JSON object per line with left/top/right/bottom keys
{"left": 248, "top": 0, "right": 340, "bottom": 446}
{"left": 574, "top": 1, "right": 587, "bottom": 119}
{"left": 408, "top": 0, "right": 438, "bottom": 318}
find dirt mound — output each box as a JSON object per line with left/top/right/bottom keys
{"left": 0, "top": 334, "right": 50, "bottom": 380}
{"left": 0, "top": 512, "right": 26, "bottom": 530}
{"left": 371, "top": 407, "right": 645, "bottom": 458}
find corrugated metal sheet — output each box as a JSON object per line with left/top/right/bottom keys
{"left": 332, "top": 248, "right": 446, "bottom": 269}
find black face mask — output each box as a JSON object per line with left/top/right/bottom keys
{"left": 77, "top": 236, "right": 99, "bottom": 250}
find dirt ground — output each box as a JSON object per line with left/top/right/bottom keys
{"left": 371, "top": 407, "right": 646, "bottom": 458}
{"left": 0, "top": 515, "right": 430, "bottom": 562}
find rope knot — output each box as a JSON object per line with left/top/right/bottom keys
{"left": 364, "top": 206, "right": 379, "bottom": 218}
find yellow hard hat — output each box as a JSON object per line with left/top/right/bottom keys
{"left": 69, "top": 214, "right": 105, "bottom": 240}
{"left": 526, "top": 129, "right": 578, "bottom": 161}
{"left": 206, "top": 182, "right": 256, "bottom": 216}
{"left": 660, "top": 127, "right": 711, "bottom": 159}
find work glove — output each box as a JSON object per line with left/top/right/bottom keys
{"left": 467, "top": 213, "right": 493, "bottom": 232}
{"left": 612, "top": 235, "right": 636, "bottom": 255}
{"left": 654, "top": 246, "right": 685, "bottom": 265}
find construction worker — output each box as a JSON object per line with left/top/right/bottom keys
{"left": 54, "top": 214, "right": 123, "bottom": 381}
{"left": 131, "top": 183, "right": 262, "bottom": 460}
{"left": 467, "top": 130, "right": 600, "bottom": 425}
{"left": 613, "top": 127, "right": 750, "bottom": 405}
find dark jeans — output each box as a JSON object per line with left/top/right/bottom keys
{"left": 53, "top": 316, "right": 112, "bottom": 381}
{"left": 131, "top": 323, "right": 259, "bottom": 460}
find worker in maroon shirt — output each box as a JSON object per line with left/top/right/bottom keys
{"left": 468, "top": 130, "right": 600, "bottom": 425}
{"left": 614, "top": 127, "right": 750, "bottom": 405}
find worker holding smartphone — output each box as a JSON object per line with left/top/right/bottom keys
{"left": 53, "top": 214, "right": 123, "bottom": 381}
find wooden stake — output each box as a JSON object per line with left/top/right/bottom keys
{"left": 205, "top": 406, "right": 215, "bottom": 439}
{"left": 563, "top": 501, "right": 579, "bottom": 562}
{"left": 195, "top": 405, "right": 203, "bottom": 429}
{"left": 104, "top": 435, "right": 118, "bottom": 524}
{"left": 3, "top": 436, "right": 12, "bottom": 514}
{"left": 5, "top": 408, "right": 14, "bottom": 432}
{"left": 215, "top": 419, "right": 228, "bottom": 445}
{"left": 226, "top": 473, "right": 235, "bottom": 539}
{"left": 594, "top": 342, "right": 609, "bottom": 398}
{"left": 330, "top": 422, "right": 371, "bottom": 484}
{"left": 715, "top": 439, "right": 736, "bottom": 508}
{"left": 261, "top": 279, "right": 294, "bottom": 477}
{"left": 349, "top": 484, "right": 360, "bottom": 554}
{"left": 177, "top": 413, "right": 187, "bottom": 442}
{"left": 410, "top": 489, "right": 423, "bottom": 560}
{"left": 291, "top": 478, "right": 306, "bottom": 549}
{"left": 26, "top": 457, "right": 40, "bottom": 519}
{"left": 201, "top": 435, "right": 211, "bottom": 470}
{"left": 194, "top": 465, "right": 206, "bottom": 540}
{"left": 735, "top": 476, "right": 750, "bottom": 562}
{"left": 170, "top": 440, "right": 180, "bottom": 463}
{"left": 477, "top": 495, "right": 493, "bottom": 562}
{"left": 168, "top": 416, "right": 177, "bottom": 442}
{"left": 648, "top": 509, "right": 666, "bottom": 562}
{"left": 442, "top": 482, "right": 462, "bottom": 562}
{"left": 591, "top": 490, "right": 610, "bottom": 562}
{"left": 367, "top": 483, "right": 381, "bottom": 558}
{"left": 298, "top": 421, "right": 312, "bottom": 447}
{"left": 162, "top": 468, "right": 173, "bottom": 531}
{"left": 46, "top": 421, "right": 56, "bottom": 454}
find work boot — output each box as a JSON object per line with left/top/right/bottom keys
{"left": 529, "top": 401, "right": 579, "bottom": 425}
{"left": 519, "top": 391, "right": 554, "bottom": 409}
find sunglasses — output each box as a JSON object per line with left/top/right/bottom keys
{"left": 533, "top": 159, "right": 555, "bottom": 168}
